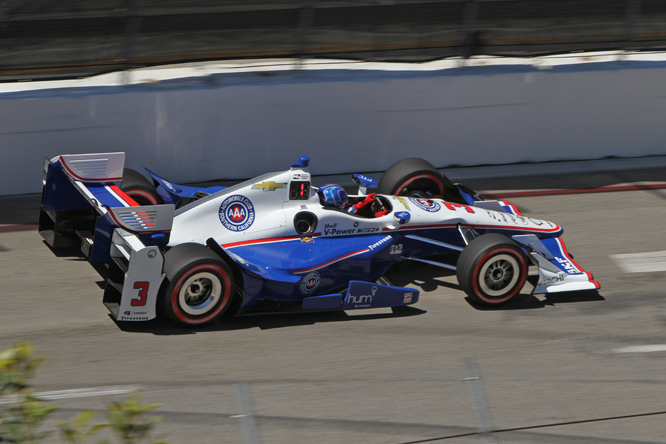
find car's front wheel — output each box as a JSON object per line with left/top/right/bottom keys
{"left": 456, "top": 234, "right": 528, "bottom": 305}
{"left": 160, "top": 243, "right": 236, "bottom": 327}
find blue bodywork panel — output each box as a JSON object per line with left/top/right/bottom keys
{"left": 539, "top": 238, "right": 585, "bottom": 275}
{"left": 223, "top": 234, "right": 406, "bottom": 308}
{"left": 42, "top": 161, "right": 91, "bottom": 212}
{"left": 144, "top": 167, "right": 226, "bottom": 206}
{"left": 353, "top": 174, "right": 378, "bottom": 189}
{"left": 342, "top": 281, "right": 418, "bottom": 309}
{"left": 302, "top": 294, "right": 344, "bottom": 310}
{"left": 301, "top": 281, "right": 419, "bottom": 310}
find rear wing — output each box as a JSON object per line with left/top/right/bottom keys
{"left": 56, "top": 152, "right": 125, "bottom": 184}
{"left": 40, "top": 152, "right": 174, "bottom": 265}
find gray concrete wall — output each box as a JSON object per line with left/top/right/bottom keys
{"left": 2, "top": 54, "right": 666, "bottom": 196}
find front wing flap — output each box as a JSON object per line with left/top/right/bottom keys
{"left": 512, "top": 234, "right": 600, "bottom": 294}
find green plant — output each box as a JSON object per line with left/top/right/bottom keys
{"left": 1, "top": 342, "right": 168, "bottom": 444}
{"left": 59, "top": 411, "right": 108, "bottom": 444}
{"left": 104, "top": 394, "right": 168, "bottom": 444}
{"left": 58, "top": 396, "right": 170, "bottom": 444}
{"left": 0, "top": 341, "right": 56, "bottom": 443}
{"left": 0, "top": 342, "right": 46, "bottom": 395}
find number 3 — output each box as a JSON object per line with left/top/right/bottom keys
{"left": 132, "top": 281, "right": 149, "bottom": 306}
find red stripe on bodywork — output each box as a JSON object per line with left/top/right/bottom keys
{"left": 473, "top": 223, "right": 561, "bottom": 233}
{"left": 109, "top": 185, "right": 140, "bottom": 207}
{"left": 108, "top": 210, "right": 160, "bottom": 232}
{"left": 223, "top": 234, "right": 320, "bottom": 249}
{"left": 500, "top": 200, "right": 524, "bottom": 216}
{"left": 382, "top": 222, "right": 561, "bottom": 233}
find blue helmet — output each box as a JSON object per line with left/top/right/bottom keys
{"left": 318, "top": 184, "right": 348, "bottom": 209}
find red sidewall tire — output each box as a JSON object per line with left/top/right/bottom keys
{"left": 470, "top": 247, "right": 527, "bottom": 305}
{"left": 376, "top": 158, "right": 466, "bottom": 204}
{"left": 167, "top": 262, "right": 233, "bottom": 326}
{"left": 456, "top": 233, "right": 528, "bottom": 306}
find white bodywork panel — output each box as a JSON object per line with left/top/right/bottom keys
{"left": 59, "top": 152, "right": 125, "bottom": 183}
{"left": 111, "top": 229, "right": 165, "bottom": 321}
{"left": 167, "top": 167, "right": 562, "bottom": 248}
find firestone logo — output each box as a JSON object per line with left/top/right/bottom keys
{"left": 219, "top": 195, "right": 255, "bottom": 232}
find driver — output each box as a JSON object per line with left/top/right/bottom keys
{"left": 317, "top": 184, "right": 388, "bottom": 217}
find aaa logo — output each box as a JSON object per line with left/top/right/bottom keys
{"left": 299, "top": 272, "right": 321, "bottom": 296}
{"left": 219, "top": 195, "right": 255, "bottom": 232}
{"left": 409, "top": 197, "right": 441, "bottom": 213}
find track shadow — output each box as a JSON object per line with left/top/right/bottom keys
{"left": 465, "top": 289, "right": 605, "bottom": 311}
{"left": 385, "top": 258, "right": 459, "bottom": 292}
{"left": 112, "top": 306, "right": 427, "bottom": 335}
{"left": 541, "top": 290, "right": 606, "bottom": 305}
{"left": 464, "top": 293, "right": 546, "bottom": 310}
{"left": 392, "top": 261, "right": 605, "bottom": 311}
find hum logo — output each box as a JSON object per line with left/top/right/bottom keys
{"left": 349, "top": 286, "right": 378, "bottom": 305}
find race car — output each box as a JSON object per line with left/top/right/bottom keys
{"left": 39, "top": 153, "right": 599, "bottom": 327}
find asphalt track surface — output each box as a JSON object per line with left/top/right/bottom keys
{"left": 2, "top": 157, "right": 666, "bottom": 443}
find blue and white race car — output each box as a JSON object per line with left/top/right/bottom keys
{"left": 39, "top": 153, "right": 599, "bottom": 326}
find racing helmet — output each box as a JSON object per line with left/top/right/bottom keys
{"left": 318, "top": 184, "right": 348, "bottom": 209}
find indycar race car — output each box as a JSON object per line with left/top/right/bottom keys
{"left": 39, "top": 153, "right": 599, "bottom": 326}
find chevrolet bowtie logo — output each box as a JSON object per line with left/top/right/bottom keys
{"left": 396, "top": 196, "right": 410, "bottom": 210}
{"left": 252, "top": 181, "right": 287, "bottom": 191}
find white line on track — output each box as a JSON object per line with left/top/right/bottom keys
{"left": 0, "top": 385, "right": 141, "bottom": 405}
{"left": 611, "top": 251, "right": 666, "bottom": 273}
{"left": 613, "top": 345, "right": 666, "bottom": 353}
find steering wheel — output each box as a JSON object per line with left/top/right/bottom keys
{"left": 370, "top": 195, "right": 386, "bottom": 217}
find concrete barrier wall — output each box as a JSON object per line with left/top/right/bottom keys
{"left": 2, "top": 54, "right": 666, "bottom": 196}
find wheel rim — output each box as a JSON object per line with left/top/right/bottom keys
{"left": 178, "top": 272, "right": 221, "bottom": 316}
{"left": 395, "top": 174, "right": 445, "bottom": 197}
{"left": 477, "top": 253, "right": 520, "bottom": 297}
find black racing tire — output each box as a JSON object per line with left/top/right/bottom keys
{"left": 121, "top": 168, "right": 164, "bottom": 206}
{"left": 376, "top": 158, "right": 464, "bottom": 203}
{"left": 160, "top": 243, "right": 237, "bottom": 327}
{"left": 456, "top": 233, "right": 528, "bottom": 306}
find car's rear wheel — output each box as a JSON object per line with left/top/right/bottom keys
{"left": 376, "top": 158, "right": 464, "bottom": 203}
{"left": 160, "top": 243, "right": 237, "bottom": 327}
{"left": 121, "top": 168, "right": 163, "bottom": 206}
{"left": 456, "top": 234, "right": 528, "bottom": 305}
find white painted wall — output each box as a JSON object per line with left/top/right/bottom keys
{"left": 2, "top": 53, "right": 666, "bottom": 196}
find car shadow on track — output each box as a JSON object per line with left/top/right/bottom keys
{"left": 111, "top": 306, "right": 427, "bottom": 335}
{"left": 465, "top": 289, "right": 606, "bottom": 311}
{"left": 390, "top": 262, "right": 606, "bottom": 311}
